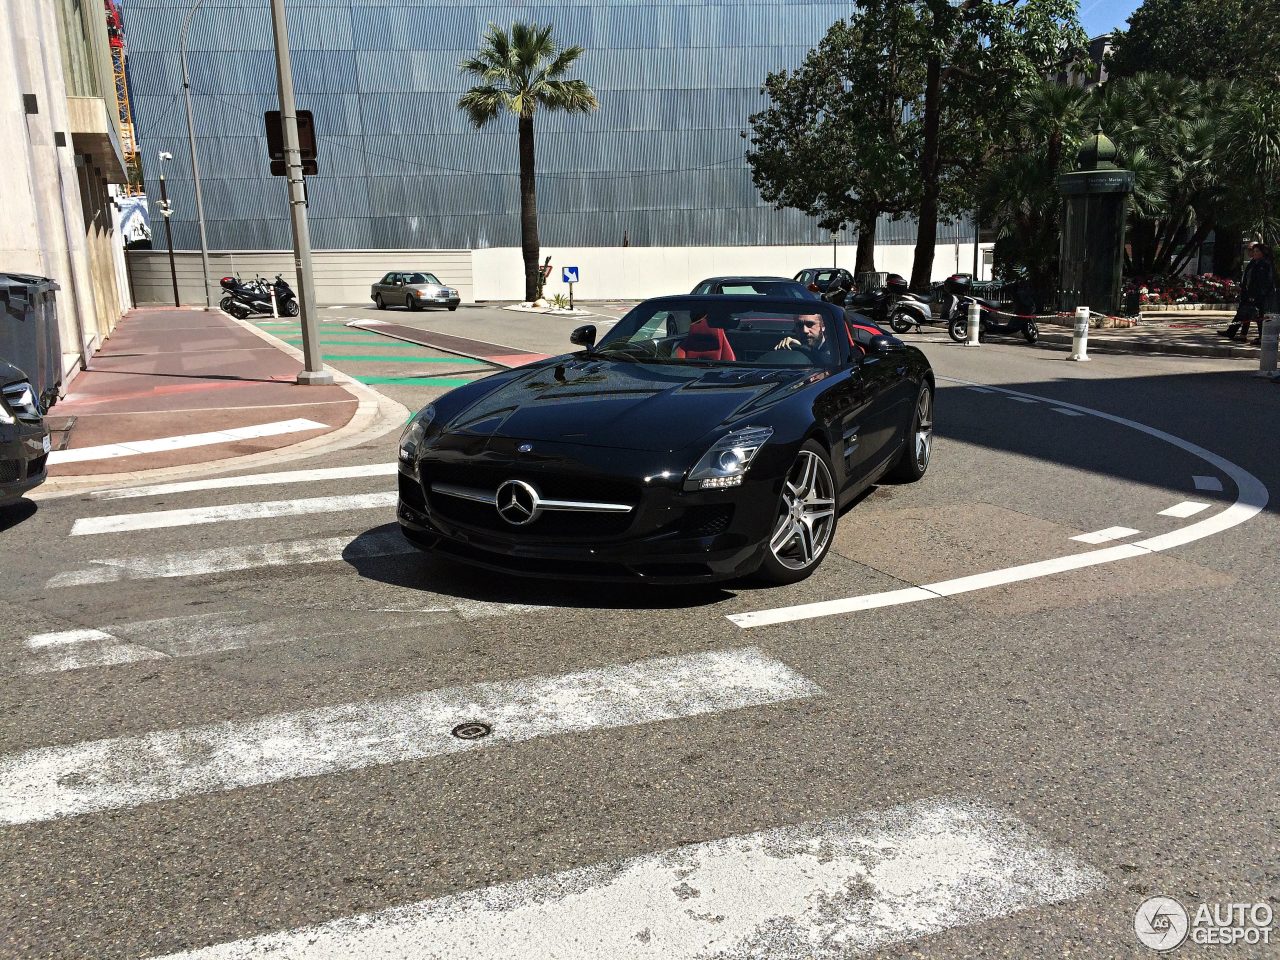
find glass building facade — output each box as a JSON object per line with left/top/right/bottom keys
{"left": 124, "top": 0, "right": 966, "bottom": 252}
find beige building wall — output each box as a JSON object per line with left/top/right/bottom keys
{"left": 0, "top": 0, "right": 128, "bottom": 392}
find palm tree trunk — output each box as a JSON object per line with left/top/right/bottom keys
{"left": 518, "top": 114, "right": 540, "bottom": 302}
{"left": 909, "top": 55, "right": 942, "bottom": 290}
{"left": 855, "top": 213, "right": 878, "bottom": 275}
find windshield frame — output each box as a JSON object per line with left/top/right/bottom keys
{"left": 594, "top": 296, "right": 850, "bottom": 369}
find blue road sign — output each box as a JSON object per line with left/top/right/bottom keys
{"left": 562, "top": 266, "right": 579, "bottom": 284}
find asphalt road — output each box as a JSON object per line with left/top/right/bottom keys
{"left": 3, "top": 315, "right": 1277, "bottom": 959}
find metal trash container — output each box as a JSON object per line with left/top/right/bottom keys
{"left": 0, "top": 273, "right": 62, "bottom": 412}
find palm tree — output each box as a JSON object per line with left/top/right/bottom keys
{"left": 459, "top": 23, "right": 598, "bottom": 303}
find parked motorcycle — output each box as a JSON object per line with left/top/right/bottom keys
{"left": 844, "top": 274, "right": 932, "bottom": 333}
{"left": 940, "top": 274, "right": 1038, "bottom": 344}
{"left": 219, "top": 274, "right": 299, "bottom": 319}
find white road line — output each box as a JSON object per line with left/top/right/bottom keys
{"left": 966, "top": 386, "right": 995, "bottom": 393}
{"left": 0, "top": 648, "right": 818, "bottom": 825}
{"left": 1193, "top": 475, "right": 1224, "bottom": 493}
{"left": 47, "top": 419, "right": 328, "bottom": 465}
{"left": 71, "top": 492, "right": 397, "bottom": 536}
{"left": 1008, "top": 396, "right": 1038, "bottom": 404}
{"left": 1159, "top": 500, "right": 1211, "bottom": 518}
{"left": 10, "top": 610, "right": 452, "bottom": 675}
{"left": 1070, "top": 526, "right": 1141, "bottom": 544}
{"left": 89, "top": 464, "right": 398, "bottom": 500}
{"left": 729, "top": 378, "right": 1268, "bottom": 629}
{"left": 150, "top": 798, "right": 1101, "bottom": 960}
{"left": 1052, "top": 407, "right": 1085, "bottom": 416}
{"left": 47, "top": 531, "right": 416, "bottom": 587}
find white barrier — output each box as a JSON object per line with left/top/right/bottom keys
{"left": 1257, "top": 315, "right": 1279, "bottom": 377}
{"left": 1069, "top": 306, "right": 1090, "bottom": 362}
{"left": 965, "top": 301, "right": 981, "bottom": 347}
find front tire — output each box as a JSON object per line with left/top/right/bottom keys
{"left": 374, "top": 294, "right": 385, "bottom": 310}
{"left": 1022, "top": 320, "right": 1038, "bottom": 344}
{"left": 890, "top": 310, "right": 915, "bottom": 334}
{"left": 756, "top": 440, "right": 838, "bottom": 585}
{"left": 405, "top": 294, "right": 418, "bottom": 311}
{"left": 888, "top": 382, "right": 934, "bottom": 482}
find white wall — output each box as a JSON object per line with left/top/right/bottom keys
{"left": 473, "top": 242, "right": 996, "bottom": 302}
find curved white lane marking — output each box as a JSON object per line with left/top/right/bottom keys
{"left": 729, "top": 377, "right": 1268, "bottom": 629}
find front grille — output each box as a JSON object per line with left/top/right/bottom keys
{"left": 425, "top": 461, "right": 637, "bottom": 505}
{"left": 0, "top": 460, "right": 19, "bottom": 483}
{"left": 426, "top": 487, "right": 634, "bottom": 538}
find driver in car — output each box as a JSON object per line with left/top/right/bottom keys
{"left": 773, "top": 313, "right": 829, "bottom": 358}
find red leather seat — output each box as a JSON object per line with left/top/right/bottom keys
{"left": 676, "top": 317, "right": 736, "bottom": 361}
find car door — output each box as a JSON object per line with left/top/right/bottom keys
{"left": 843, "top": 319, "right": 901, "bottom": 474}
{"left": 374, "top": 273, "right": 393, "bottom": 299}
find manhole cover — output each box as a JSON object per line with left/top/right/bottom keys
{"left": 451, "top": 721, "right": 492, "bottom": 740}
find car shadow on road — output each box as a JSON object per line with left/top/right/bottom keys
{"left": 0, "top": 499, "right": 37, "bottom": 531}
{"left": 342, "top": 523, "right": 734, "bottom": 610}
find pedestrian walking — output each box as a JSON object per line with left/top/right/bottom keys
{"left": 1220, "top": 242, "right": 1277, "bottom": 343}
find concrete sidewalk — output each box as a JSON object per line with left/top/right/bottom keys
{"left": 1036, "top": 316, "right": 1263, "bottom": 360}
{"left": 42, "top": 307, "right": 385, "bottom": 481}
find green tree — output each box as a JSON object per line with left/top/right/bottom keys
{"left": 459, "top": 22, "right": 598, "bottom": 302}
{"left": 1108, "top": 0, "right": 1279, "bottom": 84}
{"left": 746, "top": 10, "right": 924, "bottom": 274}
{"left": 906, "top": 0, "right": 1087, "bottom": 289}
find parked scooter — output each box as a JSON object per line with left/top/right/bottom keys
{"left": 844, "top": 274, "right": 932, "bottom": 332}
{"left": 940, "top": 274, "right": 1038, "bottom": 344}
{"left": 219, "top": 275, "right": 299, "bottom": 319}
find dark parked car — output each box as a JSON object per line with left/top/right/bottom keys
{"left": 397, "top": 296, "right": 934, "bottom": 584}
{"left": 795, "top": 267, "right": 856, "bottom": 294}
{"left": 0, "top": 358, "right": 50, "bottom": 505}
{"left": 690, "top": 276, "right": 819, "bottom": 299}
{"left": 371, "top": 271, "right": 460, "bottom": 311}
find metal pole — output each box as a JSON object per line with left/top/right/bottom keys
{"left": 1069, "top": 306, "right": 1090, "bottom": 361}
{"left": 972, "top": 217, "right": 980, "bottom": 279}
{"left": 180, "top": 0, "right": 212, "bottom": 309}
{"left": 268, "top": 0, "right": 330, "bottom": 384}
{"left": 157, "top": 169, "right": 180, "bottom": 307}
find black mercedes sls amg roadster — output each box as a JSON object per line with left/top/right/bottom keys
{"left": 397, "top": 295, "right": 933, "bottom": 584}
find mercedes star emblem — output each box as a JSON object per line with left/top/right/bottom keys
{"left": 517, "top": 443, "right": 533, "bottom": 453}
{"left": 495, "top": 479, "right": 540, "bottom": 525}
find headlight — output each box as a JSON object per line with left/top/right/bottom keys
{"left": 688, "top": 426, "right": 773, "bottom": 489}
{"left": 398, "top": 404, "right": 436, "bottom": 462}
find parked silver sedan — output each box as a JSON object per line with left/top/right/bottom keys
{"left": 371, "top": 271, "right": 460, "bottom": 311}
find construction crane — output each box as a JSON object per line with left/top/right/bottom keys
{"left": 105, "top": 0, "right": 143, "bottom": 196}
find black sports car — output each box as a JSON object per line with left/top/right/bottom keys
{"left": 397, "top": 296, "right": 934, "bottom": 584}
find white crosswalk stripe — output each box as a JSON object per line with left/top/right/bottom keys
{"left": 151, "top": 798, "right": 1102, "bottom": 960}
{"left": 88, "top": 463, "right": 398, "bottom": 500}
{"left": 47, "top": 530, "right": 415, "bottom": 587}
{"left": 70, "top": 492, "right": 397, "bottom": 535}
{"left": 0, "top": 648, "right": 819, "bottom": 826}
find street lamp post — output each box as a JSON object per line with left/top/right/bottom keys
{"left": 157, "top": 151, "right": 180, "bottom": 307}
{"left": 180, "top": 0, "right": 212, "bottom": 309}
{"left": 268, "top": 0, "right": 330, "bottom": 384}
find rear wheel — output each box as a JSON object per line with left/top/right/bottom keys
{"left": 947, "top": 316, "right": 968, "bottom": 342}
{"left": 756, "top": 440, "right": 837, "bottom": 585}
{"left": 283, "top": 300, "right": 299, "bottom": 317}
{"left": 219, "top": 296, "right": 234, "bottom": 312}
{"left": 890, "top": 310, "right": 915, "bottom": 334}
{"left": 1022, "top": 320, "right": 1038, "bottom": 344}
{"left": 888, "top": 382, "right": 934, "bottom": 482}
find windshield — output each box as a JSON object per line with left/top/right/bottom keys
{"left": 407, "top": 272, "right": 440, "bottom": 284}
{"left": 719, "top": 280, "right": 809, "bottom": 298}
{"left": 594, "top": 300, "right": 841, "bottom": 367}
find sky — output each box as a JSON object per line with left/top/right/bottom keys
{"left": 1079, "top": 0, "right": 1143, "bottom": 37}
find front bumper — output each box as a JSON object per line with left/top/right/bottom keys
{"left": 416, "top": 291, "right": 461, "bottom": 309}
{"left": 0, "top": 420, "right": 50, "bottom": 504}
{"left": 396, "top": 437, "right": 780, "bottom": 583}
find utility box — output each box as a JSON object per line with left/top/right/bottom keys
{"left": 0, "top": 273, "right": 63, "bottom": 412}
{"left": 1057, "top": 131, "right": 1135, "bottom": 316}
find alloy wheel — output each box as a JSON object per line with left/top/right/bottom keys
{"left": 769, "top": 450, "right": 836, "bottom": 571}
{"left": 913, "top": 388, "right": 934, "bottom": 471}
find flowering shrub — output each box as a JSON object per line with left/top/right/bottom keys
{"left": 1123, "top": 273, "right": 1239, "bottom": 305}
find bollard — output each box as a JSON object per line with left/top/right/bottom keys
{"left": 1256, "top": 315, "right": 1279, "bottom": 377}
{"left": 1069, "top": 306, "right": 1090, "bottom": 361}
{"left": 964, "top": 301, "right": 981, "bottom": 347}
{"left": 270, "top": 284, "right": 279, "bottom": 319}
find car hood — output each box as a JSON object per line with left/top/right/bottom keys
{"left": 444, "top": 358, "right": 813, "bottom": 451}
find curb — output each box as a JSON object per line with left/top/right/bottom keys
{"left": 33, "top": 312, "right": 410, "bottom": 498}
{"left": 1036, "top": 331, "right": 1261, "bottom": 360}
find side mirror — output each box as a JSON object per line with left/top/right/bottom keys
{"left": 570, "top": 324, "right": 596, "bottom": 348}
{"left": 866, "top": 335, "right": 898, "bottom": 354}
